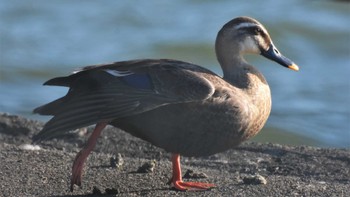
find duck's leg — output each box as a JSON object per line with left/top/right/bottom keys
{"left": 70, "top": 122, "right": 107, "bottom": 192}
{"left": 171, "top": 154, "right": 215, "bottom": 190}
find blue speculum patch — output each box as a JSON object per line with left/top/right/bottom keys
{"left": 120, "top": 73, "right": 153, "bottom": 89}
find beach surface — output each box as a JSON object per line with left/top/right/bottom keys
{"left": 0, "top": 113, "right": 349, "bottom": 196}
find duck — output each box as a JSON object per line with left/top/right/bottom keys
{"left": 33, "top": 16, "right": 299, "bottom": 191}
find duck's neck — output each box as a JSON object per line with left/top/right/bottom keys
{"left": 221, "top": 55, "right": 246, "bottom": 81}
{"left": 216, "top": 36, "right": 247, "bottom": 87}
{"left": 218, "top": 52, "right": 251, "bottom": 89}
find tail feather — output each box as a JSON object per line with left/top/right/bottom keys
{"left": 32, "top": 113, "right": 98, "bottom": 143}
{"left": 33, "top": 97, "right": 67, "bottom": 115}
{"left": 33, "top": 75, "right": 72, "bottom": 115}
{"left": 43, "top": 76, "right": 72, "bottom": 87}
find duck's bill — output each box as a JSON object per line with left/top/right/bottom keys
{"left": 261, "top": 43, "right": 299, "bottom": 71}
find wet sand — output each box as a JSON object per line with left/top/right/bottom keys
{"left": 0, "top": 113, "right": 349, "bottom": 196}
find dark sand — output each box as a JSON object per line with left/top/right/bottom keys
{"left": 0, "top": 113, "right": 349, "bottom": 196}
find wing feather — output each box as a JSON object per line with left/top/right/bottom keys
{"left": 33, "top": 59, "right": 216, "bottom": 142}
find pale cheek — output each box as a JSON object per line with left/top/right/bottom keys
{"left": 241, "top": 37, "right": 260, "bottom": 54}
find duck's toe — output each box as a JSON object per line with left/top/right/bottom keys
{"left": 173, "top": 180, "right": 216, "bottom": 191}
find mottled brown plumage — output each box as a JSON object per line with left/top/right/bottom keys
{"left": 33, "top": 16, "right": 298, "bottom": 191}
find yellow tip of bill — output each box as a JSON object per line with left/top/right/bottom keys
{"left": 288, "top": 63, "right": 299, "bottom": 71}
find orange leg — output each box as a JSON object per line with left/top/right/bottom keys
{"left": 70, "top": 122, "right": 107, "bottom": 192}
{"left": 171, "top": 154, "right": 215, "bottom": 191}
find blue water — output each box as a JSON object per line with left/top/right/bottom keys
{"left": 1, "top": 0, "right": 349, "bottom": 147}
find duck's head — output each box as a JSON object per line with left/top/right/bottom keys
{"left": 216, "top": 16, "right": 299, "bottom": 71}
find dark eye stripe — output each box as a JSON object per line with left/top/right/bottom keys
{"left": 239, "top": 26, "right": 264, "bottom": 36}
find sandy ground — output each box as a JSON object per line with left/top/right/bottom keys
{"left": 0, "top": 113, "right": 349, "bottom": 197}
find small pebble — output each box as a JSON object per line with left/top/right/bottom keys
{"left": 19, "top": 144, "right": 41, "bottom": 151}
{"left": 41, "top": 176, "right": 48, "bottom": 184}
{"left": 183, "top": 169, "right": 208, "bottom": 179}
{"left": 77, "top": 127, "right": 88, "bottom": 137}
{"left": 136, "top": 160, "right": 156, "bottom": 173}
{"left": 110, "top": 153, "right": 124, "bottom": 168}
{"left": 242, "top": 174, "right": 267, "bottom": 185}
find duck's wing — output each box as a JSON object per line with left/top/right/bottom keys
{"left": 33, "top": 59, "right": 215, "bottom": 142}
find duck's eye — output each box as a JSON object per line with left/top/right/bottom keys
{"left": 254, "top": 27, "right": 262, "bottom": 35}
